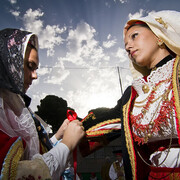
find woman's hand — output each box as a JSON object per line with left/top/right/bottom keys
{"left": 61, "top": 120, "right": 85, "bottom": 151}
{"left": 55, "top": 119, "right": 70, "bottom": 140}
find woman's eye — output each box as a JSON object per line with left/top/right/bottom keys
{"left": 132, "top": 33, "right": 138, "bottom": 39}
{"left": 27, "top": 62, "right": 37, "bottom": 71}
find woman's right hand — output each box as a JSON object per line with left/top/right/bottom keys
{"left": 61, "top": 120, "right": 85, "bottom": 151}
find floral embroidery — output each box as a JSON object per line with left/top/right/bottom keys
{"left": 17, "top": 175, "right": 51, "bottom": 180}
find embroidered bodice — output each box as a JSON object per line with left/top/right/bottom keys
{"left": 131, "top": 58, "right": 177, "bottom": 144}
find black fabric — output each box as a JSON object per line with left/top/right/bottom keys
{"left": 153, "top": 54, "right": 174, "bottom": 69}
{"left": 31, "top": 112, "right": 53, "bottom": 151}
{"left": 23, "top": 94, "right": 53, "bottom": 151}
{"left": 23, "top": 94, "right": 32, "bottom": 107}
{"left": 119, "top": 86, "right": 134, "bottom": 180}
{"left": 0, "top": 28, "right": 31, "bottom": 95}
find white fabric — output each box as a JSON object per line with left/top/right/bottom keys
{"left": 91, "top": 123, "right": 121, "bottom": 131}
{"left": 132, "top": 58, "right": 177, "bottom": 141}
{"left": 0, "top": 88, "right": 71, "bottom": 179}
{"left": 22, "top": 33, "right": 39, "bottom": 59}
{"left": 132, "top": 58, "right": 179, "bottom": 167}
{"left": 0, "top": 89, "right": 39, "bottom": 159}
{"left": 40, "top": 142, "right": 70, "bottom": 179}
{"left": 150, "top": 148, "right": 180, "bottom": 167}
{"left": 109, "top": 160, "right": 124, "bottom": 180}
{"left": 50, "top": 134, "right": 59, "bottom": 145}
{"left": 124, "top": 10, "right": 180, "bottom": 56}
{"left": 124, "top": 10, "right": 180, "bottom": 79}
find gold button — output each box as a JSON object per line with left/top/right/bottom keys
{"left": 142, "top": 84, "right": 149, "bottom": 93}
{"left": 141, "top": 109, "right": 146, "bottom": 114}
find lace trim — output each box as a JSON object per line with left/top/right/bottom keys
{"left": 132, "top": 59, "right": 174, "bottom": 95}
{"left": 131, "top": 59, "right": 177, "bottom": 144}
{"left": 0, "top": 89, "right": 39, "bottom": 159}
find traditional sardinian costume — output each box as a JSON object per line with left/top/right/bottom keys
{"left": 0, "top": 29, "right": 70, "bottom": 179}
{"left": 80, "top": 11, "right": 180, "bottom": 180}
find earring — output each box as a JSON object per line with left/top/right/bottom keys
{"left": 157, "top": 38, "right": 164, "bottom": 46}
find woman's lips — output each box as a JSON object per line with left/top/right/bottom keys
{"left": 131, "top": 50, "right": 137, "bottom": 57}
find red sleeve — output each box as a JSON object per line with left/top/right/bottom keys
{"left": 0, "top": 130, "right": 26, "bottom": 172}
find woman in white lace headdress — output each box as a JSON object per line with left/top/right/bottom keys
{"left": 79, "top": 10, "right": 180, "bottom": 180}
{"left": 122, "top": 10, "right": 180, "bottom": 179}
{"left": 0, "top": 28, "right": 85, "bottom": 179}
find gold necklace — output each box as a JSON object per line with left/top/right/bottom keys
{"left": 133, "top": 78, "right": 170, "bottom": 106}
{"left": 136, "top": 109, "right": 174, "bottom": 167}
{"left": 131, "top": 81, "right": 172, "bottom": 144}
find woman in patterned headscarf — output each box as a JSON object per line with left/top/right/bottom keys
{"left": 0, "top": 28, "right": 85, "bottom": 179}
{"left": 80, "top": 10, "right": 180, "bottom": 180}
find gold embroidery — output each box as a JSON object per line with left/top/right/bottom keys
{"left": 87, "top": 129, "right": 114, "bottom": 136}
{"left": 1, "top": 137, "right": 24, "bottom": 180}
{"left": 155, "top": 17, "right": 168, "bottom": 29}
{"left": 81, "top": 112, "right": 96, "bottom": 123}
{"left": 123, "top": 94, "right": 136, "bottom": 180}
{"left": 172, "top": 55, "right": 180, "bottom": 132}
{"left": 86, "top": 118, "right": 121, "bottom": 134}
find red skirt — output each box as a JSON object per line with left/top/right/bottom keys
{"left": 149, "top": 166, "right": 180, "bottom": 180}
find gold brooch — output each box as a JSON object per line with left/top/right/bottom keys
{"left": 142, "top": 84, "right": 149, "bottom": 93}
{"left": 155, "top": 17, "right": 168, "bottom": 29}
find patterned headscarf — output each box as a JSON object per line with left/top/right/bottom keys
{"left": 0, "top": 28, "right": 38, "bottom": 95}
{"left": 0, "top": 28, "right": 39, "bottom": 159}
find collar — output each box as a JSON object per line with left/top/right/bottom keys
{"left": 23, "top": 94, "right": 32, "bottom": 107}
{"left": 151, "top": 55, "right": 174, "bottom": 70}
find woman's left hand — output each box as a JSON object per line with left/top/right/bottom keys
{"left": 55, "top": 119, "right": 70, "bottom": 140}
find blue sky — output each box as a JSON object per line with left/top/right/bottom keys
{"left": 1, "top": 0, "right": 180, "bottom": 117}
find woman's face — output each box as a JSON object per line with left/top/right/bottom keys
{"left": 124, "top": 25, "right": 160, "bottom": 69}
{"left": 24, "top": 46, "right": 39, "bottom": 93}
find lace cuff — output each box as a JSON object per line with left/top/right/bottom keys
{"left": 50, "top": 134, "right": 58, "bottom": 145}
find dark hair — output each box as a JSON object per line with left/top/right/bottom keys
{"left": 27, "top": 42, "right": 37, "bottom": 51}
{"left": 127, "top": 21, "right": 150, "bottom": 31}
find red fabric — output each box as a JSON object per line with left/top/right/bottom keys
{"left": 67, "top": 110, "right": 77, "bottom": 121}
{"left": 149, "top": 166, "right": 180, "bottom": 180}
{"left": 0, "top": 130, "right": 26, "bottom": 172}
{"left": 66, "top": 110, "right": 78, "bottom": 180}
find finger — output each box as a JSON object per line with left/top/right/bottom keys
{"left": 80, "top": 125, "right": 84, "bottom": 131}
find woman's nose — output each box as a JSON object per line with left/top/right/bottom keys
{"left": 32, "top": 70, "right": 38, "bottom": 79}
{"left": 125, "top": 40, "right": 133, "bottom": 50}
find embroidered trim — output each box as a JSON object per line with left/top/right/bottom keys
{"left": 172, "top": 55, "right": 180, "bottom": 145}
{"left": 131, "top": 82, "right": 173, "bottom": 145}
{"left": 131, "top": 59, "right": 177, "bottom": 145}
{"left": 81, "top": 112, "right": 96, "bottom": 123}
{"left": 86, "top": 118, "right": 121, "bottom": 137}
{"left": 123, "top": 92, "right": 136, "bottom": 180}
{"left": 1, "top": 137, "right": 24, "bottom": 180}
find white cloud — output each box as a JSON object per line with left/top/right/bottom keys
{"left": 23, "top": 8, "right": 44, "bottom": 34}
{"left": 115, "top": 47, "right": 128, "bottom": 62}
{"left": 39, "top": 25, "right": 66, "bottom": 56}
{"left": 10, "top": 10, "right": 20, "bottom": 17}
{"left": 23, "top": 8, "right": 66, "bottom": 56}
{"left": 58, "top": 21, "right": 109, "bottom": 66}
{"left": 128, "top": 9, "right": 144, "bottom": 20}
{"left": 37, "top": 66, "right": 52, "bottom": 76}
{"left": 32, "top": 92, "right": 49, "bottom": 107}
{"left": 9, "top": 0, "right": 17, "bottom": 4}
{"left": 45, "top": 69, "right": 70, "bottom": 85}
{"left": 114, "top": 0, "right": 128, "bottom": 4}
{"left": 103, "top": 34, "right": 117, "bottom": 48}
{"left": 66, "top": 68, "right": 120, "bottom": 117}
